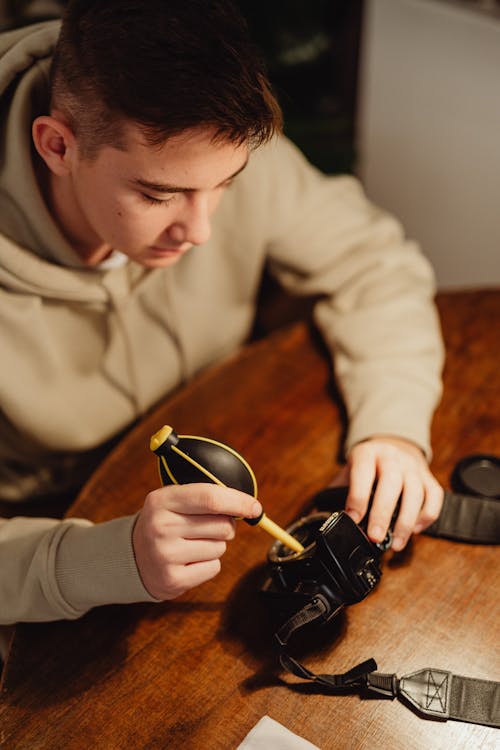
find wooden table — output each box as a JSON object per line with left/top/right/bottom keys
{"left": 1, "top": 290, "right": 499, "bottom": 750}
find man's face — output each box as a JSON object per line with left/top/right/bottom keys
{"left": 66, "top": 124, "right": 249, "bottom": 267}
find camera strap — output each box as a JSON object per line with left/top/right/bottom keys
{"left": 269, "top": 482, "right": 499, "bottom": 727}
{"left": 423, "top": 490, "right": 499, "bottom": 544}
{"left": 275, "top": 596, "right": 500, "bottom": 728}
{"left": 275, "top": 595, "right": 377, "bottom": 692}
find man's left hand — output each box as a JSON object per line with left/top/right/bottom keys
{"left": 331, "top": 436, "right": 444, "bottom": 551}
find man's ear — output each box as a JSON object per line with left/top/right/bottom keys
{"left": 32, "top": 114, "right": 77, "bottom": 177}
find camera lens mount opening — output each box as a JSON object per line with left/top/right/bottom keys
{"left": 268, "top": 512, "right": 331, "bottom": 564}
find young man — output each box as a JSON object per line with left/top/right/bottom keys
{"left": 0, "top": 0, "right": 444, "bottom": 632}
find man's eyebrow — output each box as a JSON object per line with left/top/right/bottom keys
{"left": 130, "top": 158, "right": 249, "bottom": 194}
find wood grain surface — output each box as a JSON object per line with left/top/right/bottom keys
{"left": 1, "top": 290, "right": 499, "bottom": 750}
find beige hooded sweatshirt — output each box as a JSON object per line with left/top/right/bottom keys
{"left": 0, "top": 21, "right": 443, "bottom": 629}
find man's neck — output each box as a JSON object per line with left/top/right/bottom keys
{"left": 46, "top": 171, "right": 114, "bottom": 266}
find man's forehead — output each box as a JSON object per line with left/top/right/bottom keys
{"left": 119, "top": 122, "right": 249, "bottom": 189}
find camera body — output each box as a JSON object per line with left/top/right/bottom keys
{"left": 261, "top": 508, "right": 384, "bottom": 623}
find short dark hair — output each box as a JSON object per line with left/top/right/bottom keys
{"left": 50, "top": 0, "right": 283, "bottom": 159}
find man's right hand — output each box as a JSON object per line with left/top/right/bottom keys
{"left": 132, "top": 483, "right": 262, "bottom": 600}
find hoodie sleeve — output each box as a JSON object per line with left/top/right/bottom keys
{"left": 0, "top": 513, "right": 157, "bottom": 625}
{"left": 255, "top": 137, "right": 444, "bottom": 459}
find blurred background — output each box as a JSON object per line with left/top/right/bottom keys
{"left": 1, "top": 0, "right": 499, "bottom": 290}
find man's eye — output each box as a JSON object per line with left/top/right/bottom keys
{"left": 140, "top": 193, "right": 174, "bottom": 206}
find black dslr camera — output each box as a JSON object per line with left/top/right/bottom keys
{"left": 261, "top": 488, "right": 391, "bottom": 625}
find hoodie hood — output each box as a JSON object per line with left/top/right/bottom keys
{"left": 0, "top": 20, "right": 91, "bottom": 270}
{"left": 0, "top": 21, "right": 58, "bottom": 93}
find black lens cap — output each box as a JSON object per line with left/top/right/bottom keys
{"left": 451, "top": 454, "right": 500, "bottom": 499}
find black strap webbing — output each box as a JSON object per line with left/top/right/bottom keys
{"left": 424, "top": 490, "right": 500, "bottom": 544}
{"left": 275, "top": 595, "right": 335, "bottom": 647}
{"left": 276, "top": 596, "right": 377, "bottom": 692}
{"left": 281, "top": 651, "right": 377, "bottom": 692}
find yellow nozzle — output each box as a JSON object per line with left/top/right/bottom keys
{"left": 150, "top": 425, "right": 174, "bottom": 452}
{"left": 258, "top": 514, "right": 304, "bottom": 554}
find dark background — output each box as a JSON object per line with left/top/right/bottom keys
{"left": 234, "top": 1, "right": 364, "bottom": 174}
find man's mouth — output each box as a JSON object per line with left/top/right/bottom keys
{"left": 149, "top": 244, "right": 190, "bottom": 255}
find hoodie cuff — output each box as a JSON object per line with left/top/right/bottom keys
{"left": 55, "top": 514, "right": 158, "bottom": 615}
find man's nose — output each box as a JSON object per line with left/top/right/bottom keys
{"left": 170, "top": 193, "right": 212, "bottom": 246}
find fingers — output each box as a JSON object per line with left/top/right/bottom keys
{"left": 341, "top": 437, "right": 443, "bottom": 551}
{"left": 176, "top": 559, "right": 222, "bottom": 593}
{"left": 146, "top": 558, "right": 224, "bottom": 600}
{"left": 380, "top": 474, "right": 442, "bottom": 550}
{"left": 147, "top": 483, "right": 262, "bottom": 519}
{"left": 153, "top": 538, "right": 228, "bottom": 566}
{"left": 179, "top": 514, "right": 236, "bottom": 541}
{"left": 368, "top": 466, "right": 404, "bottom": 544}
{"left": 163, "top": 558, "right": 221, "bottom": 599}
{"left": 388, "top": 473, "right": 423, "bottom": 550}
{"left": 133, "top": 483, "right": 259, "bottom": 601}
{"left": 414, "top": 478, "right": 444, "bottom": 533}
{"left": 343, "top": 443, "right": 377, "bottom": 523}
